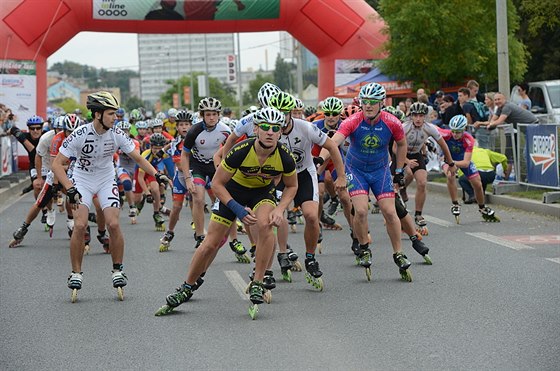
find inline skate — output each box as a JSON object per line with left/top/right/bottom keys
{"left": 355, "top": 245, "right": 372, "bottom": 281}
{"left": 248, "top": 280, "right": 271, "bottom": 320}
{"left": 84, "top": 225, "right": 91, "bottom": 255}
{"left": 194, "top": 234, "right": 205, "bottom": 249}
{"left": 326, "top": 196, "right": 339, "bottom": 217}
{"left": 287, "top": 209, "right": 297, "bottom": 232}
{"left": 287, "top": 245, "right": 302, "bottom": 271}
{"left": 111, "top": 269, "right": 127, "bottom": 301}
{"left": 415, "top": 214, "right": 429, "bottom": 236}
{"left": 68, "top": 272, "right": 83, "bottom": 303}
{"left": 153, "top": 212, "right": 165, "bottom": 231}
{"left": 159, "top": 230, "right": 174, "bottom": 252}
{"left": 304, "top": 257, "right": 324, "bottom": 291}
{"left": 410, "top": 234, "right": 432, "bottom": 265}
{"left": 9, "top": 222, "right": 29, "bottom": 248}
{"left": 97, "top": 231, "right": 110, "bottom": 254}
{"left": 451, "top": 204, "right": 461, "bottom": 224}
{"left": 155, "top": 282, "right": 194, "bottom": 316}
{"left": 229, "top": 239, "right": 251, "bottom": 263}
{"left": 317, "top": 224, "right": 323, "bottom": 254}
{"left": 480, "top": 206, "right": 500, "bottom": 222}
{"left": 46, "top": 208, "right": 56, "bottom": 237}
{"left": 129, "top": 206, "right": 138, "bottom": 224}
{"left": 277, "top": 252, "right": 293, "bottom": 282}
{"left": 321, "top": 211, "right": 342, "bottom": 230}
{"left": 393, "top": 252, "right": 412, "bottom": 282}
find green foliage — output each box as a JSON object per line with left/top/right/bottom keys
{"left": 378, "top": 0, "right": 528, "bottom": 89}
{"left": 242, "top": 73, "right": 274, "bottom": 105}
{"left": 52, "top": 98, "right": 87, "bottom": 115}
{"left": 303, "top": 68, "right": 318, "bottom": 88}
{"left": 123, "top": 96, "right": 146, "bottom": 112}
{"left": 273, "top": 54, "right": 295, "bottom": 92}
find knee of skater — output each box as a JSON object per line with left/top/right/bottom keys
{"left": 354, "top": 207, "right": 368, "bottom": 220}
{"left": 416, "top": 179, "right": 427, "bottom": 189}
{"left": 106, "top": 219, "right": 120, "bottom": 233}
{"left": 122, "top": 179, "right": 132, "bottom": 192}
{"left": 73, "top": 221, "right": 88, "bottom": 232}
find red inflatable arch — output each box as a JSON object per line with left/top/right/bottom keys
{"left": 1, "top": 0, "right": 386, "bottom": 117}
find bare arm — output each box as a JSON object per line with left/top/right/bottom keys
{"left": 221, "top": 132, "right": 240, "bottom": 157}
{"left": 321, "top": 137, "right": 346, "bottom": 191}
{"left": 52, "top": 152, "right": 73, "bottom": 191}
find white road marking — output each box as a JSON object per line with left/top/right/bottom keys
{"left": 545, "top": 258, "right": 560, "bottom": 265}
{"left": 224, "top": 270, "right": 249, "bottom": 301}
{"left": 467, "top": 232, "right": 535, "bottom": 251}
{"left": 423, "top": 215, "right": 455, "bottom": 227}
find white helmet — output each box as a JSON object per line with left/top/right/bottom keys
{"left": 257, "top": 83, "right": 281, "bottom": 108}
{"left": 449, "top": 115, "right": 468, "bottom": 131}
{"left": 254, "top": 107, "right": 286, "bottom": 127}
{"left": 167, "top": 108, "right": 178, "bottom": 118}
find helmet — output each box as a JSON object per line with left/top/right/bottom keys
{"left": 393, "top": 110, "right": 406, "bottom": 122}
{"left": 269, "top": 92, "right": 296, "bottom": 112}
{"left": 304, "top": 106, "right": 316, "bottom": 117}
{"left": 116, "top": 108, "right": 125, "bottom": 116}
{"left": 342, "top": 105, "right": 361, "bottom": 119}
{"left": 257, "top": 83, "right": 281, "bottom": 108}
{"left": 53, "top": 116, "right": 65, "bottom": 130}
{"left": 27, "top": 115, "right": 44, "bottom": 126}
{"left": 135, "top": 120, "right": 148, "bottom": 129}
{"left": 167, "top": 108, "right": 178, "bottom": 118}
{"left": 294, "top": 98, "right": 305, "bottom": 110}
{"left": 198, "top": 97, "right": 222, "bottom": 112}
{"left": 359, "top": 82, "right": 386, "bottom": 101}
{"left": 383, "top": 106, "right": 397, "bottom": 115}
{"left": 152, "top": 118, "right": 163, "bottom": 127}
{"left": 129, "top": 109, "right": 143, "bottom": 121}
{"left": 150, "top": 133, "right": 167, "bottom": 147}
{"left": 449, "top": 115, "right": 468, "bottom": 131}
{"left": 86, "top": 91, "right": 119, "bottom": 112}
{"left": 156, "top": 112, "right": 167, "bottom": 120}
{"left": 63, "top": 114, "right": 80, "bottom": 132}
{"left": 242, "top": 105, "right": 258, "bottom": 117}
{"left": 117, "top": 121, "right": 131, "bottom": 130}
{"left": 223, "top": 107, "right": 232, "bottom": 115}
{"left": 226, "top": 119, "right": 238, "bottom": 131}
{"left": 254, "top": 107, "right": 285, "bottom": 127}
{"left": 321, "top": 97, "right": 344, "bottom": 114}
{"left": 409, "top": 102, "right": 429, "bottom": 115}
{"left": 176, "top": 110, "right": 193, "bottom": 122}
{"left": 146, "top": 119, "right": 154, "bottom": 129}
{"left": 85, "top": 111, "right": 93, "bottom": 122}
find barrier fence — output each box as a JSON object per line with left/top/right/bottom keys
{"left": 517, "top": 123, "right": 560, "bottom": 190}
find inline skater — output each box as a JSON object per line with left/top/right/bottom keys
{"left": 440, "top": 115, "right": 500, "bottom": 223}
{"left": 320, "top": 83, "right": 413, "bottom": 282}
{"left": 155, "top": 107, "right": 297, "bottom": 319}
{"left": 163, "top": 108, "right": 178, "bottom": 137}
{"left": 51, "top": 91, "right": 170, "bottom": 302}
{"left": 115, "top": 121, "right": 141, "bottom": 223}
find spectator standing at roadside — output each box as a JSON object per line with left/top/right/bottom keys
{"left": 516, "top": 83, "right": 532, "bottom": 110}
{"left": 473, "top": 92, "right": 497, "bottom": 149}
{"left": 441, "top": 95, "right": 463, "bottom": 128}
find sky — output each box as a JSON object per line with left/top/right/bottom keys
{"left": 47, "top": 31, "right": 281, "bottom": 72}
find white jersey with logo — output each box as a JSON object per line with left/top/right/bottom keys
{"left": 36, "top": 130, "right": 56, "bottom": 175}
{"left": 183, "top": 121, "right": 231, "bottom": 164}
{"left": 232, "top": 113, "right": 257, "bottom": 138}
{"left": 403, "top": 120, "right": 442, "bottom": 154}
{"left": 279, "top": 118, "right": 327, "bottom": 173}
{"left": 59, "top": 123, "right": 135, "bottom": 183}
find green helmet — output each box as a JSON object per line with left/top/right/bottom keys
{"left": 269, "top": 92, "right": 296, "bottom": 112}
{"left": 130, "top": 109, "right": 143, "bottom": 121}
{"left": 321, "top": 97, "right": 344, "bottom": 114}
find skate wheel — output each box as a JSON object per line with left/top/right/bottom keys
{"left": 9, "top": 240, "right": 20, "bottom": 248}
{"left": 282, "top": 270, "right": 292, "bottom": 283}
{"left": 71, "top": 289, "right": 78, "bottom": 303}
{"left": 315, "top": 277, "right": 324, "bottom": 291}
{"left": 290, "top": 225, "right": 296, "bottom": 233}
{"left": 155, "top": 305, "right": 174, "bottom": 316}
{"left": 248, "top": 304, "right": 259, "bottom": 320}
{"left": 423, "top": 254, "right": 433, "bottom": 265}
{"left": 292, "top": 261, "right": 302, "bottom": 272}
{"left": 159, "top": 244, "right": 168, "bottom": 253}
{"left": 365, "top": 267, "right": 372, "bottom": 281}
{"left": 131, "top": 218, "right": 136, "bottom": 225}
{"left": 317, "top": 243, "right": 322, "bottom": 254}
{"left": 236, "top": 253, "right": 251, "bottom": 264}
{"left": 400, "top": 269, "right": 413, "bottom": 282}
{"left": 84, "top": 244, "right": 90, "bottom": 255}
{"left": 244, "top": 283, "right": 251, "bottom": 294}
{"left": 455, "top": 216, "right": 460, "bottom": 224}
{"left": 49, "top": 227, "right": 54, "bottom": 238}
{"left": 44, "top": 224, "right": 50, "bottom": 232}
{"left": 116, "top": 287, "right": 124, "bottom": 301}
{"left": 263, "top": 290, "right": 272, "bottom": 304}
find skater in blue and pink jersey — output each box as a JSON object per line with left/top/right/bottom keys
{"left": 439, "top": 115, "right": 500, "bottom": 223}
{"left": 321, "top": 82, "right": 413, "bottom": 282}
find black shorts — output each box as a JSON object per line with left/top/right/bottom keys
{"left": 277, "top": 169, "right": 318, "bottom": 207}
{"left": 406, "top": 152, "right": 427, "bottom": 173}
{"left": 210, "top": 181, "right": 276, "bottom": 227}
{"left": 190, "top": 159, "right": 216, "bottom": 186}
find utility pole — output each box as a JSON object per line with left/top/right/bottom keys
{"left": 496, "top": 0, "right": 510, "bottom": 99}
{"left": 295, "top": 40, "right": 303, "bottom": 99}
{"left": 236, "top": 33, "right": 243, "bottom": 115}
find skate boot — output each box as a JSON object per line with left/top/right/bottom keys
{"left": 287, "top": 246, "right": 302, "bottom": 271}
{"left": 304, "top": 257, "right": 324, "bottom": 291}
{"left": 287, "top": 210, "right": 297, "bottom": 232}
{"left": 84, "top": 225, "right": 91, "bottom": 255}
{"left": 356, "top": 245, "right": 372, "bottom": 281}
{"left": 411, "top": 235, "right": 432, "bottom": 265}
{"left": 236, "top": 219, "right": 247, "bottom": 234}
{"left": 480, "top": 206, "right": 500, "bottom": 222}
{"left": 9, "top": 222, "right": 30, "bottom": 248}
{"left": 393, "top": 252, "right": 413, "bottom": 282}
{"left": 129, "top": 206, "right": 138, "bottom": 224}
{"left": 321, "top": 211, "right": 342, "bottom": 230}
{"left": 277, "top": 252, "right": 293, "bottom": 282}
{"left": 153, "top": 212, "right": 165, "bottom": 231}
{"left": 57, "top": 194, "right": 65, "bottom": 212}
{"left": 317, "top": 224, "right": 324, "bottom": 254}
{"left": 326, "top": 196, "right": 339, "bottom": 217}
{"left": 155, "top": 282, "right": 194, "bottom": 316}
{"left": 350, "top": 231, "right": 360, "bottom": 256}
{"left": 249, "top": 244, "right": 256, "bottom": 259}
{"left": 41, "top": 209, "right": 48, "bottom": 230}
{"left": 111, "top": 270, "right": 127, "bottom": 300}
{"left": 295, "top": 208, "right": 304, "bottom": 225}
{"left": 88, "top": 212, "right": 97, "bottom": 224}
{"left": 97, "top": 231, "right": 110, "bottom": 253}
{"left": 248, "top": 281, "right": 271, "bottom": 320}
{"left": 136, "top": 194, "right": 147, "bottom": 216}
{"left": 399, "top": 187, "right": 409, "bottom": 203}
{"left": 229, "top": 239, "right": 251, "bottom": 263}
{"left": 67, "top": 219, "right": 74, "bottom": 238}
{"left": 415, "top": 214, "right": 429, "bottom": 236}
{"left": 46, "top": 208, "right": 56, "bottom": 237}
{"left": 194, "top": 234, "right": 205, "bottom": 249}
{"left": 160, "top": 206, "right": 171, "bottom": 217}
{"left": 159, "top": 230, "right": 174, "bottom": 252}
{"left": 371, "top": 201, "right": 380, "bottom": 214}
{"left": 68, "top": 272, "right": 83, "bottom": 303}
{"left": 263, "top": 270, "right": 276, "bottom": 290}
{"left": 451, "top": 204, "right": 461, "bottom": 224}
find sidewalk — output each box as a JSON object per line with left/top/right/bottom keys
{"left": 1, "top": 171, "right": 559, "bottom": 218}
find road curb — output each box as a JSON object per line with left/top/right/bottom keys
{"left": 427, "top": 182, "right": 560, "bottom": 218}
{"left": 0, "top": 173, "right": 30, "bottom": 207}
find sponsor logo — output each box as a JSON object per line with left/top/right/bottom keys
{"left": 530, "top": 134, "right": 556, "bottom": 174}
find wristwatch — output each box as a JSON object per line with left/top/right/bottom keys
{"left": 446, "top": 161, "right": 455, "bottom": 167}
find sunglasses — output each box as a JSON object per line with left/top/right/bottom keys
{"left": 451, "top": 130, "right": 465, "bottom": 134}
{"left": 258, "top": 123, "right": 282, "bottom": 132}
{"left": 29, "top": 127, "right": 42, "bottom": 131}
{"left": 360, "top": 99, "right": 381, "bottom": 105}
{"left": 324, "top": 112, "right": 340, "bottom": 117}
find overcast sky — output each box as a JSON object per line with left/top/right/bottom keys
{"left": 48, "top": 31, "right": 281, "bottom": 72}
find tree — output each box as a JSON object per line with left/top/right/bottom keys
{"left": 303, "top": 68, "right": 318, "bottom": 88}
{"left": 273, "top": 54, "right": 295, "bottom": 92}
{"left": 51, "top": 98, "right": 87, "bottom": 115}
{"left": 123, "top": 96, "right": 146, "bottom": 112}
{"left": 242, "top": 73, "right": 274, "bottom": 105}
{"left": 377, "top": 0, "right": 528, "bottom": 90}
{"left": 514, "top": 0, "right": 560, "bottom": 81}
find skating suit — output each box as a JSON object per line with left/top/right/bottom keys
{"left": 338, "top": 111, "right": 405, "bottom": 200}
{"left": 439, "top": 129, "right": 479, "bottom": 178}
{"left": 311, "top": 118, "right": 345, "bottom": 180}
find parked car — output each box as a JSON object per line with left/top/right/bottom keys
{"left": 511, "top": 80, "right": 560, "bottom": 124}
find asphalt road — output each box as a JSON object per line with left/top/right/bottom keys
{"left": 1, "top": 190, "right": 559, "bottom": 370}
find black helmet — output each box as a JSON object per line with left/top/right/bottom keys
{"left": 150, "top": 133, "right": 167, "bottom": 147}
{"left": 176, "top": 110, "right": 193, "bottom": 122}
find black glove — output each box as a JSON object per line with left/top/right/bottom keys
{"left": 10, "top": 127, "right": 27, "bottom": 143}
{"left": 155, "top": 149, "right": 165, "bottom": 159}
{"left": 155, "top": 172, "right": 170, "bottom": 186}
{"left": 66, "top": 186, "right": 82, "bottom": 204}
{"left": 393, "top": 172, "right": 405, "bottom": 188}
{"left": 146, "top": 194, "right": 153, "bottom": 204}
{"left": 313, "top": 157, "right": 325, "bottom": 167}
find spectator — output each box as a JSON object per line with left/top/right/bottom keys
{"left": 440, "top": 95, "right": 462, "bottom": 128}
{"left": 398, "top": 101, "right": 407, "bottom": 113}
{"left": 417, "top": 93, "right": 430, "bottom": 105}
{"left": 405, "top": 97, "right": 414, "bottom": 117}
{"left": 516, "top": 82, "right": 532, "bottom": 110}
{"left": 433, "top": 90, "right": 445, "bottom": 111}
{"left": 459, "top": 145, "right": 507, "bottom": 204}
{"left": 416, "top": 88, "right": 426, "bottom": 101}
{"left": 458, "top": 87, "right": 482, "bottom": 129}
{"left": 467, "top": 80, "right": 485, "bottom": 103}
{"left": 473, "top": 92, "right": 497, "bottom": 149}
